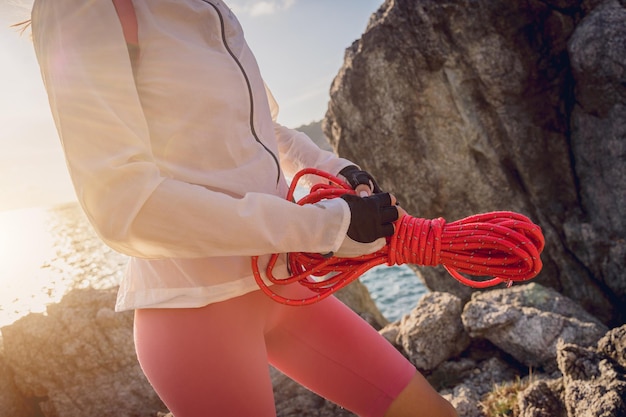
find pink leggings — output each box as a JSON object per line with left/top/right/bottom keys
{"left": 134, "top": 285, "right": 416, "bottom": 417}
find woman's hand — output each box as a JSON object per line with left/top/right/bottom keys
{"left": 332, "top": 192, "right": 402, "bottom": 258}
{"left": 338, "top": 164, "right": 407, "bottom": 216}
{"left": 338, "top": 165, "right": 382, "bottom": 197}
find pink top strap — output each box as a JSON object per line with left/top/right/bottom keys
{"left": 112, "top": 0, "right": 138, "bottom": 45}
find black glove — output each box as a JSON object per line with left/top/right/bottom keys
{"left": 315, "top": 193, "right": 399, "bottom": 258}
{"left": 338, "top": 165, "right": 383, "bottom": 194}
{"left": 340, "top": 193, "right": 398, "bottom": 243}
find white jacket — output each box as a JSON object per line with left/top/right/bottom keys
{"left": 31, "top": 0, "right": 354, "bottom": 310}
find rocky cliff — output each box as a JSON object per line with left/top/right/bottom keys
{"left": 324, "top": 0, "right": 625, "bottom": 326}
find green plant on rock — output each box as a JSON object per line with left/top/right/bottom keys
{"left": 480, "top": 375, "right": 532, "bottom": 417}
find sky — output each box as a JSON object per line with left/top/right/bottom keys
{"left": 0, "top": 0, "right": 382, "bottom": 212}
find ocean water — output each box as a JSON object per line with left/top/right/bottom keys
{"left": 360, "top": 264, "right": 427, "bottom": 322}
{"left": 0, "top": 204, "right": 125, "bottom": 328}
{"left": 0, "top": 203, "right": 426, "bottom": 328}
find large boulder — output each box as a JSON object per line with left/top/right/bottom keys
{"left": 324, "top": 0, "right": 626, "bottom": 325}
{"left": 0, "top": 346, "right": 38, "bottom": 417}
{"left": 395, "top": 292, "right": 470, "bottom": 370}
{"left": 462, "top": 283, "right": 608, "bottom": 368}
{"left": 564, "top": 0, "right": 626, "bottom": 326}
{"left": 0, "top": 288, "right": 166, "bottom": 417}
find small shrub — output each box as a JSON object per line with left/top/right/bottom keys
{"left": 480, "top": 375, "right": 532, "bottom": 417}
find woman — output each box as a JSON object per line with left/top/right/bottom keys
{"left": 30, "top": 0, "right": 457, "bottom": 416}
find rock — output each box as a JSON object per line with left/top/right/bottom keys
{"left": 398, "top": 292, "right": 470, "bottom": 370}
{"left": 441, "top": 357, "right": 519, "bottom": 417}
{"left": 557, "top": 340, "right": 626, "bottom": 417}
{"left": 379, "top": 321, "right": 402, "bottom": 349}
{"left": 0, "top": 288, "right": 166, "bottom": 417}
{"left": 462, "top": 357, "right": 519, "bottom": 398}
{"left": 443, "top": 384, "right": 484, "bottom": 417}
{"left": 429, "top": 358, "right": 478, "bottom": 392}
{"left": 597, "top": 324, "right": 626, "bottom": 369}
{"left": 0, "top": 347, "right": 38, "bottom": 417}
{"left": 324, "top": 0, "right": 626, "bottom": 325}
{"left": 564, "top": 0, "right": 626, "bottom": 327}
{"left": 462, "top": 283, "right": 608, "bottom": 368}
{"left": 516, "top": 379, "right": 566, "bottom": 417}
{"left": 513, "top": 325, "right": 626, "bottom": 417}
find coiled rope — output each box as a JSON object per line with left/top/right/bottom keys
{"left": 252, "top": 168, "right": 545, "bottom": 306}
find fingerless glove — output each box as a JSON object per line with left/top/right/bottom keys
{"left": 338, "top": 165, "right": 383, "bottom": 194}
{"left": 331, "top": 193, "right": 399, "bottom": 258}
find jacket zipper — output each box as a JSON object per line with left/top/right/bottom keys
{"left": 200, "top": 0, "right": 281, "bottom": 185}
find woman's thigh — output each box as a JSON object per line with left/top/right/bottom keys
{"left": 133, "top": 291, "right": 277, "bottom": 417}
{"left": 265, "top": 294, "right": 416, "bottom": 417}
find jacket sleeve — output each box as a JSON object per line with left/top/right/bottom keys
{"left": 31, "top": 0, "right": 350, "bottom": 259}
{"left": 264, "top": 85, "right": 355, "bottom": 185}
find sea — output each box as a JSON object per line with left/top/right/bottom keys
{"left": 0, "top": 203, "right": 427, "bottom": 329}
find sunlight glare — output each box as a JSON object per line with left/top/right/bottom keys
{"left": 0, "top": 208, "right": 60, "bottom": 326}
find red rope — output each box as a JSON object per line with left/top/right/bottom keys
{"left": 252, "top": 168, "right": 545, "bottom": 306}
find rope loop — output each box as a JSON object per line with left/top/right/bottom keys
{"left": 252, "top": 168, "right": 545, "bottom": 306}
{"left": 389, "top": 216, "right": 446, "bottom": 267}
